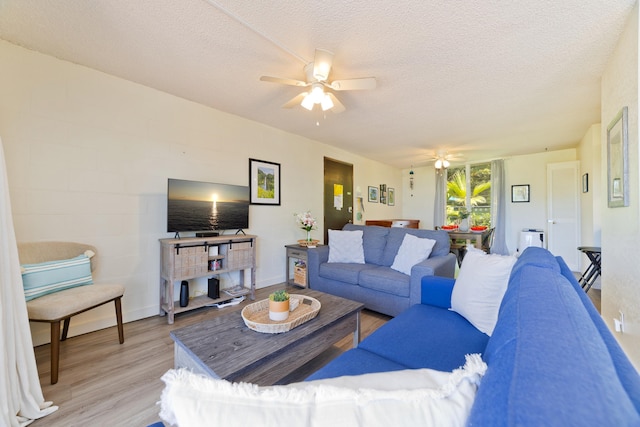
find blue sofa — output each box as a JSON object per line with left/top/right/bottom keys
{"left": 307, "top": 224, "right": 456, "bottom": 317}
{"left": 307, "top": 247, "right": 640, "bottom": 425}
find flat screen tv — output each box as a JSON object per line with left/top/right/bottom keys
{"left": 167, "top": 178, "right": 249, "bottom": 233}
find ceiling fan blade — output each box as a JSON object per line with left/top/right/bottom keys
{"left": 327, "top": 93, "right": 345, "bottom": 113}
{"left": 313, "top": 49, "right": 334, "bottom": 81}
{"left": 260, "top": 76, "right": 308, "bottom": 87}
{"left": 329, "top": 77, "right": 377, "bottom": 91}
{"left": 282, "top": 93, "right": 307, "bottom": 109}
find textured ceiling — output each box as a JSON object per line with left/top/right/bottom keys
{"left": 0, "top": 0, "right": 635, "bottom": 167}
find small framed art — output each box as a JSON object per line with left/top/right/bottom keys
{"left": 249, "top": 158, "right": 281, "bottom": 205}
{"left": 388, "top": 188, "right": 395, "bottom": 206}
{"left": 368, "top": 186, "right": 378, "bottom": 202}
{"left": 511, "top": 184, "right": 530, "bottom": 203}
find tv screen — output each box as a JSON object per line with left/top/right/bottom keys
{"left": 167, "top": 178, "right": 249, "bottom": 233}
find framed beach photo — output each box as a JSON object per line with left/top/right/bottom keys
{"left": 249, "top": 158, "right": 281, "bottom": 205}
{"left": 368, "top": 186, "right": 378, "bottom": 203}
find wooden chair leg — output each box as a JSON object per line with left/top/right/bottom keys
{"left": 115, "top": 297, "right": 125, "bottom": 344}
{"left": 50, "top": 321, "right": 61, "bottom": 385}
{"left": 61, "top": 317, "right": 71, "bottom": 341}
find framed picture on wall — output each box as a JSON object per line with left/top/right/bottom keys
{"left": 388, "top": 188, "right": 395, "bottom": 206}
{"left": 249, "top": 158, "right": 281, "bottom": 205}
{"left": 368, "top": 186, "right": 378, "bottom": 202}
{"left": 511, "top": 184, "right": 530, "bottom": 203}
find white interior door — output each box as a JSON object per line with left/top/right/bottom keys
{"left": 547, "top": 161, "right": 581, "bottom": 271}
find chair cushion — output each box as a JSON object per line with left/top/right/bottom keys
{"left": 27, "top": 284, "right": 124, "bottom": 321}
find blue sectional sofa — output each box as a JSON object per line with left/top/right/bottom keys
{"left": 307, "top": 247, "right": 640, "bottom": 425}
{"left": 307, "top": 224, "right": 456, "bottom": 317}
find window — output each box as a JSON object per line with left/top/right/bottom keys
{"left": 446, "top": 162, "right": 492, "bottom": 226}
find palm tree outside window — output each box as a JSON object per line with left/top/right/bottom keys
{"left": 446, "top": 163, "right": 492, "bottom": 226}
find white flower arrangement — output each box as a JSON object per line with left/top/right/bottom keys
{"left": 295, "top": 211, "right": 317, "bottom": 232}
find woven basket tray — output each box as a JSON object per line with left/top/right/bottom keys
{"left": 241, "top": 294, "right": 321, "bottom": 334}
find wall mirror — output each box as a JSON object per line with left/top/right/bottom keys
{"left": 607, "top": 106, "right": 629, "bottom": 208}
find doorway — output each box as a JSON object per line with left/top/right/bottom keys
{"left": 323, "top": 157, "right": 353, "bottom": 243}
{"left": 547, "top": 161, "right": 580, "bottom": 271}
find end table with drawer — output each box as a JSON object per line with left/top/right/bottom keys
{"left": 285, "top": 244, "right": 314, "bottom": 288}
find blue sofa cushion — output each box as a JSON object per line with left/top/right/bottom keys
{"left": 359, "top": 266, "right": 411, "bottom": 297}
{"left": 471, "top": 264, "right": 640, "bottom": 426}
{"left": 421, "top": 276, "right": 455, "bottom": 308}
{"left": 305, "top": 348, "right": 409, "bottom": 381}
{"left": 343, "top": 223, "right": 389, "bottom": 265}
{"left": 318, "top": 263, "right": 375, "bottom": 285}
{"left": 358, "top": 304, "right": 489, "bottom": 372}
{"left": 381, "top": 228, "right": 450, "bottom": 266}
{"left": 510, "top": 246, "right": 560, "bottom": 278}
{"left": 556, "top": 256, "right": 640, "bottom": 413}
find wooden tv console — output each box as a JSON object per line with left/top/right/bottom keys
{"left": 159, "top": 235, "right": 257, "bottom": 324}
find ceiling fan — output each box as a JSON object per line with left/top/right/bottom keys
{"left": 430, "top": 152, "right": 463, "bottom": 169}
{"left": 260, "top": 49, "right": 376, "bottom": 113}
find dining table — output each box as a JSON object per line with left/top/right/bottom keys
{"left": 445, "top": 229, "right": 490, "bottom": 250}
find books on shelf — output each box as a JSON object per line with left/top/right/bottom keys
{"left": 224, "top": 286, "right": 250, "bottom": 297}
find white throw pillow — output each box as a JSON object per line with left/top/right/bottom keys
{"left": 327, "top": 229, "right": 365, "bottom": 264}
{"left": 450, "top": 246, "right": 516, "bottom": 336}
{"left": 160, "top": 354, "right": 487, "bottom": 427}
{"left": 390, "top": 234, "right": 437, "bottom": 275}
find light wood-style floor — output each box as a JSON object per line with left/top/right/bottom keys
{"left": 30, "top": 284, "right": 390, "bottom": 427}
{"left": 30, "top": 284, "right": 602, "bottom": 427}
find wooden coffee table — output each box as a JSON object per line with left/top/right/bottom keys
{"left": 170, "top": 288, "right": 364, "bottom": 385}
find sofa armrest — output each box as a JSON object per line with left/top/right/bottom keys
{"left": 408, "top": 253, "right": 456, "bottom": 306}
{"left": 420, "top": 276, "right": 455, "bottom": 308}
{"left": 307, "top": 245, "right": 329, "bottom": 288}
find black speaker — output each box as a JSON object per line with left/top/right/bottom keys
{"left": 179, "top": 280, "right": 189, "bottom": 307}
{"left": 208, "top": 277, "right": 220, "bottom": 299}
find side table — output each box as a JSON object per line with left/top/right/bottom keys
{"left": 285, "top": 244, "right": 312, "bottom": 288}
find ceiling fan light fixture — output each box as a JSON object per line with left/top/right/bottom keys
{"left": 313, "top": 49, "right": 334, "bottom": 81}
{"left": 434, "top": 159, "right": 443, "bottom": 169}
{"left": 443, "top": 159, "right": 450, "bottom": 168}
{"left": 310, "top": 83, "right": 325, "bottom": 103}
{"left": 301, "top": 93, "right": 314, "bottom": 110}
{"left": 321, "top": 93, "right": 334, "bottom": 111}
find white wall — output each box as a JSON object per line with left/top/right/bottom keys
{"left": 577, "top": 124, "right": 603, "bottom": 274}
{"left": 0, "top": 40, "right": 402, "bottom": 345}
{"left": 601, "top": 2, "right": 640, "bottom": 369}
{"left": 401, "top": 166, "right": 437, "bottom": 229}
{"left": 503, "top": 150, "right": 577, "bottom": 254}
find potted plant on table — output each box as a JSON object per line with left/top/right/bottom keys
{"left": 268, "top": 290, "right": 290, "bottom": 321}
{"left": 457, "top": 207, "right": 471, "bottom": 232}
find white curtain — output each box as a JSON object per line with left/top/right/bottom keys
{"left": 433, "top": 169, "right": 446, "bottom": 227}
{"left": 0, "top": 138, "right": 57, "bottom": 426}
{"left": 490, "top": 159, "right": 509, "bottom": 255}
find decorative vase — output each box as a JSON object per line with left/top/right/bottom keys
{"left": 306, "top": 229, "right": 312, "bottom": 242}
{"left": 459, "top": 218, "right": 470, "bottom": 232}
{"left": 269, "top": 299, "right": 290, "bottom": 321}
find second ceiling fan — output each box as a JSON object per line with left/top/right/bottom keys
{"left": 260, "top": 48, "right": 376, "bottom": 113}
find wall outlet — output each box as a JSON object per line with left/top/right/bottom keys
{"left": 614, "top": 310, "right": 625, "bottom": 333}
